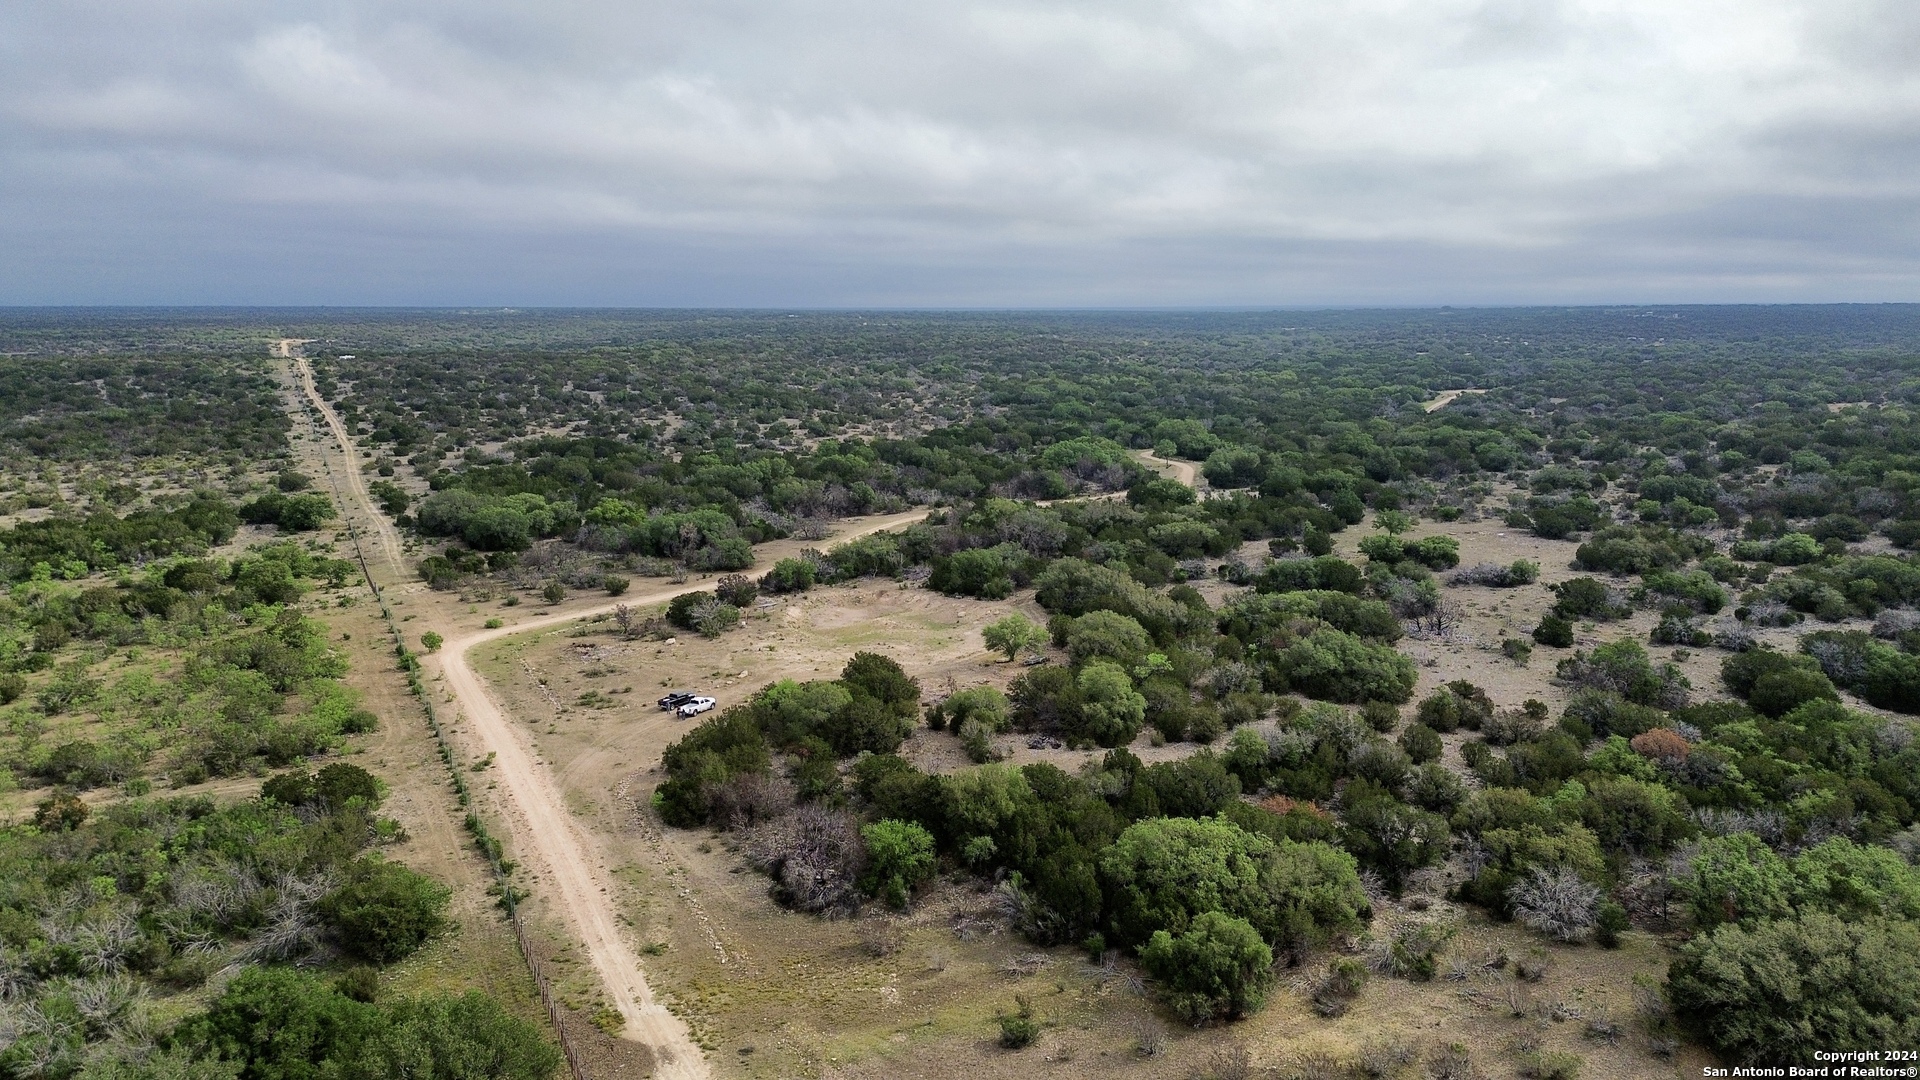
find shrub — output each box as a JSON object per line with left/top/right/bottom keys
{"left": 1066, "top": 610, "right": 1152, "bottom": 667}
{"left": 1668, "top": 912, "right": 1920, "bottom": 1064}
{"left": 33, "top": 790, "right": 88, "bottom": 831}
{"left": 1800, "top": 630, "right": 1920, "bottom": 713}
{"left": 541, "top": 580, "right": 566, "bottom": 604}
{"left": 841, "top": 651, "right": 922, "bottom": 715}
{"left": 1555, "top": 639, "right": 1688, "bottom": 708}
{"left": 1342, "top": 793, "right": 1449, "bottom": 894}
{"left": 1678, "top": 834, "right": 1795, "bottom": 931}
{"left": 958, "top": 718, "right": 998, "bottom": 763}
{"left": 1359, "top": 700, "right": 1401, "bottom": 733}
{"left": 997, "top": 998, "right": 1039, "bottom": 1049}
{"left": 1517, "top": 1050, "right": 1584, "bottom": 1080}
{"left": 1348, "top": 742, "right": 1412, "bottom": 790}
{"left": 603, "top": 575, "right": 630, "bottom": 596}
{"left": 761, "top": 557, "right": 817, "bottom": 593}
{"left": 1405, "top": 763, "right": 1466, "bottom": 814}
{"left": 1643, "top": 569, "right": 1727, "bottom": 614}
{"left": 1367, "top": 919, "right": 1455, "bottom": 981}
{"left": 750, "top": 806, "right": 868, "bottom": 915}
{"left": 1577, "top": 776, "right": 1690, "bottom": 855}
{"left": 1532, "top": 613, "right": 1575, "bottom": 648}
{"left": 1099, "top": 816, "right": 1367, "bottom": 955}
{"left": 1140, "top": 911, "right": 1275, "bottom": 1024}
{"left": 419, "top": 631, "right": 442, "bottom": 653}
{"left": 1075, "top": 661, "right": 1147, "bottom": 747}
{"left": 1595, "top": 901, "right": 1629, "bottom": 948}
{"left": 1415, "top": 681, "right": 1493, "bottom": 733}
{"left": 983, "top": 613, "right": 1045, "bottom": 661}
{"left": 1509, "top": 865, "right": 1600, "bottom": 943}
{"left": 1408, "top": 535, "right": 1461, "bottom": 570}
{"left": 183, "top": 968, "right": 561, "bottom": 1080}
{"left": 930, "top": 545, "right": 1019, "bottom": 598}
{"left": 860, "top": 819, "right": 936, "bottom": 909}
{"left": 1550, "top": 577, "right": 1629, "bottom": 620}
{"left": 926, "top": 685, "right": 1009, "bottom": 734}
{"left": 1270, "top": 628, "right": 1417, "bottom": 704}
{"left": 1398, "top": 723, "right": 1442, "bottom": 764}
{"left": 320, "top": 858, "right": 452, "bottom": 964}
{"left": 714, "top": 573, "right": 759, "bottom": 607}
{"left": 1628, "top": 728, "right": 1689, "bottom": 762}
{"left": 1482, "top": 706, "right": 1545, "bottom": 746}
{"left": 1308, "top": 957, "right": 1369, "bottom": 1017}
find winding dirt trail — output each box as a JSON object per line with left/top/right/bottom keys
{"left": 1421, "top": 387, "right": 1487, "bottom": 412}
{"left": 281, "top": 335, "right": 922, "bottom": 1077}
{"left": 1135, "top": 449, "right": 1201, "bottom": 490}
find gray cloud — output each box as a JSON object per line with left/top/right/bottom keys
{"left": 3, "top": 0, "right": 1919, "bottom": 304}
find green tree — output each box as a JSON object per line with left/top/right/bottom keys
{"left": 841, "top": 652, "right": 921, "bottom": 715}
{"left": 419, "top": 631, "right": 443, "bottom": 653}
{"left": 1075, "top": 661, "right": 1147, "bottom": 748}
{"left": 333, "top": 991, "right": 563, "bottom": 1080}
{"left": 1341, "top": 792, "right": 1449, "bottom": 894}
{"left": 182, "top": 967, "right": 380, "bottom": 1079}
{"left": 321, "top": 859, "right": 453, "bottom": 964}
{"left": 1271, "top": 628, "right": 1417, "bottom": 704}
{"left": 756, "top": 679, "right": 854, "bottom": 745}
{"left": 860, "top": 819, "right": 936, "bottom": 909}
{"left": 1373, "top": 509, "right": 1415, "bottom": 535}
{"left": 1099, "top": 816, "right": 1366, "bottom": 955}
{"left": 926, "top": 685, "right": 1010, "bottom": 733}
{"left": 1790, "top": 838, "right": 1920, "bottom": 921}
{"left": 1140, "top": 911, "right": 1274, "bottom": 1024}
{"left": 182, "top": 967, "right": 560, "bottom": 1080}
{"left": 1748, "top": 667, "right": 1839, "bottom": 718}
{"left": 1679, "top": 834, "right": 1795, "bottom": 930}
{"left": 1065, "top": 610, "right": 1152, "bottom": 667}
{"left": 762, "top": 557, "right": 817, "bottom": 593}
{"left": 1532, "top": 612, "right": 1575, "bottom": 648}
{"left": 1669, "top": 913, "right": 1920, "bottom": 1064}
{"left": 982, "top": 613, "right": 1045, "bottom": 661}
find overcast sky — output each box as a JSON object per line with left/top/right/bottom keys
{"left": 4, "top": 1, "right": 1918, "bottom": 306}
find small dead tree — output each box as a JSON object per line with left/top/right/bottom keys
{"left": 748, "top": 806, "right": 866, "bottom": 916}
{"left": 1509, "top": 866, "right": 1600, "bottom": 943}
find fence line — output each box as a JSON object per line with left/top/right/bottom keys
{"left": 295, "top": 384, "right": 591, "bottom": 1080}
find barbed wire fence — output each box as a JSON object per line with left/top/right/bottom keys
{"left": 293, "top": 361, "right": 592, "bottom": 1080}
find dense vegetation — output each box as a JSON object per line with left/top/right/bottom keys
{"left": 0, "top": 538, "right": 371, "bottom": 789}
{"left": 0, "top": 764, "right": 549, "bottom": 1078}
{"left": 14, "top": 307, "right": 1920, "bottom": 1067}
{"left": 0, "top": 353, "right": 287, "bottom": 468}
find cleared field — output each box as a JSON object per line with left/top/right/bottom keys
{"left": 469, "top": 555, "right": 1719, "bottom": 1079}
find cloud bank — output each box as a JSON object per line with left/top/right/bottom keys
{"left": 4, "top": 0, "right": 1919, "bottom": 304}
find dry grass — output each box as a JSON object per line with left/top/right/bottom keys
{"left": 439, "top": 517, "right": 1746, "bottom": 1078}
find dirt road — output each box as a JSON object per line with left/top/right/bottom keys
{"left": 432, "top": 510, "right": 922, "bottom": 1075}
{"left": 281, "top": 335, "right": 927, "bottom": 1078}
{"left": 1421, "top": 387, "right": 1487, "bottom": 412}
{"left": 284, "top": 348, "right": 411, "bottom": 583}
{"left": 1135, "top": 449, "right": 1201, "bottom": 490}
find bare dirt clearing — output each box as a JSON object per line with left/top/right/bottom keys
{"left": 475, "top": 565, "right": 1713, "bottom": 1079}
{"left": 1421, "top": 388, "right": 1488, "bottom": 412}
